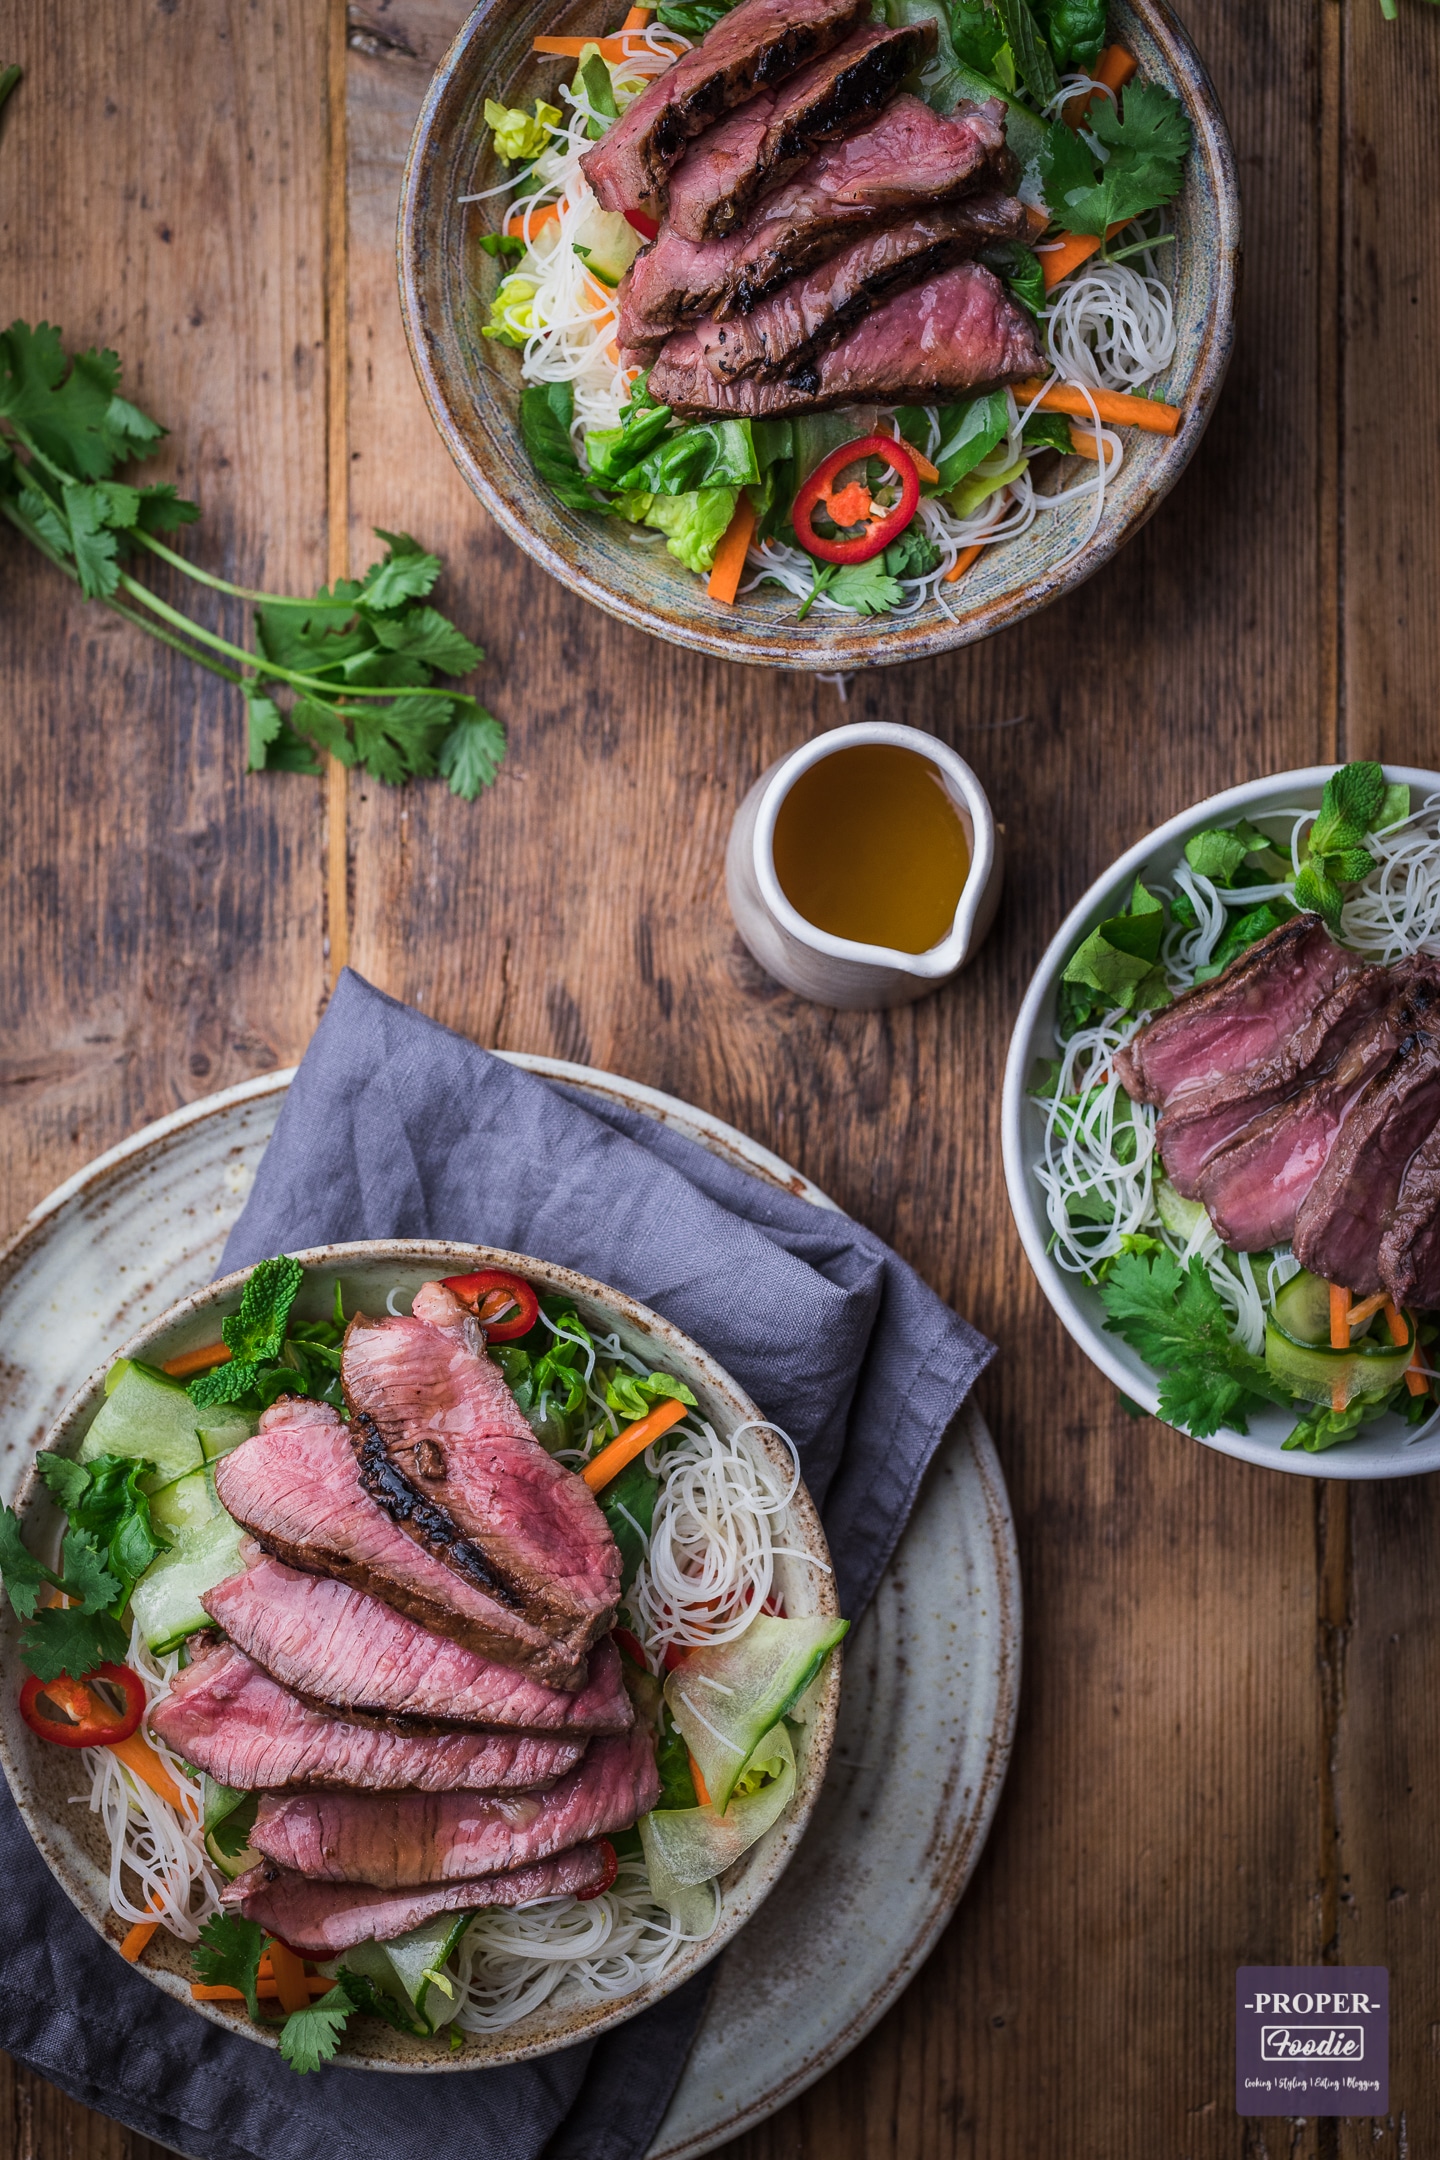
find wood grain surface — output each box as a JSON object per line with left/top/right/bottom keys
{"left": 1, "top": 0, "right": 1438, "bottom": 2154}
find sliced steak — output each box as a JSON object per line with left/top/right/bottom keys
{"left": 148, "top": 1637, "right": 587, "bottom": 1793}
{"left": 1293, "top": 984, "right": 1440, "bottom": 1294}
{"left": 1158, "top": 965, "right": 1395, "bottom": 1197}
{"left": 1195, "top": 1001, "right": 1413, "bottom": 1251}
{"left": 202, "top": 1551, "right": 632, "bottom": 1733}
{"left": 1115, "top": 916, "right": 1367, "bottom": 1109}
{"left": 214, "top": 1405, "right": 588, "bottom": 1689}
{"left": 224, "top": 1843, "right": 611, "bottom": 1957}
{"left": 666, "top": 19, "right": 936, "bottom": 244}
{"left": 691, "top": 195, "right": 1027, "bottom": 383}
{"left": 617, "top": 93, "right": 1008, "bottom": 351}
{"left": 581, "top": 0, "right": 871, "bottom": 212}
{"left": 251, "top": 1726, "right": 660, "bottom": 1888}
{"left": 1379, "top": 1128, "right": 1440, "bottom": 1308}
{"left": 647, "top": 260, "right": 1041, "bottom": 415}
{"left": 341, "top": 1284, "right": 619, "bottom": 1659}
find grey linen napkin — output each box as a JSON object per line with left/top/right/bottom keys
{"left": 0, "top": 971, "right": 993, "bottom": 2160}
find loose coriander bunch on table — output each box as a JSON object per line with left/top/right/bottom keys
{"left": 0, "top": 320, "right": 505, "bottom": 798}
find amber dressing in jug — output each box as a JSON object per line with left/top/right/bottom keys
{"left": 771, "top": 743, "right": 972, "bottom": 955}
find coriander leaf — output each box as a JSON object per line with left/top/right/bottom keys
{"left": 264, "top": 718, "right": 325, "bottom": 774}
{"left": 368, "top": 606, "right": 484, "bottom": 676}
{"left": 1051, "top": 80, "right": 1191, "bottom": 235}
{"left": 222, "top": 1255, "right": 304, "bottom": 1364}
{"left": 993, "top": 0, "right": 1059, "bottom": 104}
{"left": 195, "top": 1913, "right": 267, "bottom": 2023}
{"left": 1100, "top": 1250, "right": 1283, "bottom": 1439}
{"left": 243, "top": 685, "right": 284, "bottom": 772}
{"left": 132, "top": 481, "right": 200, "bottom": 533}
{"left": 104, "top": 393, "right": 164, "bottom": 455}
{"left": 359, "top": 532, "right": 442, "bottom": 612}
{"left": 0, "top": 324, "right": 131, "bottom": 480}
{"left": 349, "top": 694, "right": 449, "bottom": 786}
{"left": 95, "top": 479, "right": 141, "bottom": 531}
{"left": 15, "top": 480, "right": 72, "bottom": 557}
{"left": 521, "top": 381, "right": 608, "bottom": 515}
{"left": 883, "top": 527, "right": 942, "bottom": 579}
{"left": 0, "top": 1506, "right": 58, "bottom": 1618}
{"left": 291, "top": 696, "right": 358, "bottom": 764}
{"left": 827, "top": 557, "right": 906, "bottom": 615}
{"left": 21, "top": 1605, "right": 129, "bottom": 1682}
{"left": 437, "top": 709, "right": 507, "bottom": 800}
{"left": 63, "top": 483, "right": 122, "bottom": 598}
{"left": 59, "top": 1527, "right": 122, "bottom": 1614}
{"left": 280, "top": 1980, "right": 356, "bottom": 2073}
{"left": 35, "top": 1453, "right": 93, "bottom": 1516}
{"left": 333, "top": 1966, "right": 431, "bottom": 2036}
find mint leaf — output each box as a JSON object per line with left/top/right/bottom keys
{"left": 223, "top": 1255, "right": 303, "bottom": 1364}
{"left": 993, "top": 0, "right": 1059, "bottom": 102}
{"left": 188, "top": 1358, "right": 267, "bottom": 1408}
{"left": 195, "top": 1913, "right": 267, "bottom": 2023}
{"left": 1310, "top": 761, "right": 1386, "bottom": 856}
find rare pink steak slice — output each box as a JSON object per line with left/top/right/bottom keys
{"left": 250, "top": 1727, "right": 660, "bottom": 1888}
{"left": 223, "top": 1843, "right": 612, "bottom": 1956}
{"left": 202, "top": 1550, "right": 632, "bottom": 1733}
{"left": 147, "top": 1636, "right": 588, "bottom": 1792}
{"left": 340, "top": 1283, "right": 620, "bottom": 1661}
{"left": 213, "top": 1402, "right": 588, "bottom": 1690}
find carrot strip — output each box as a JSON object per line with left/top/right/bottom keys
{"left": 1329, "top": 1283, "right": 1351, "bottom": 1351}
{"left": 1096, "top": 43, "right": 1139, "bottom": 93}
{"left": 192, "top": 1984, "right": 247, "bottom": 2001}
{"left": 1067, "top": 424, "right": 1118, "bottom": 466}
{"left": 582, "top": 1397, "right": 689, "bottom": 1492}
{"left": 267, "top": 1939, "right": 312, "bottom": 2016}
{"left": 1346, "top": 1291, "right": 1389, "bottom": 1330}
{"left": 1382, "top": 1298, "right": 1409, "bottom": 1347}
{"left": 885, "top": 430, "right": 938, "bottom": 483}
{"left": 1036, "top": 219, "right": 1128, "bottom": 291}
{"left": 120, "top": 1919, "right": 160, "bottom": 1962}
{"left": 192, "top": 1978, "right": 334, "bottom": 2003}
{"left": 161, "top": 1342, "right": 230, "bottom": 1378}
{"left": 1011, "top": 381, "right": 1180, "bottom": 436}
{"left": 707, "top": 495, "right": 757, "bottom": 605}
{"left": 533, "top": 34, "right": 639, "bottom": 61}
{"left": 506, "top": 203, "right": 561, "bottom": 239}
{"left": 108, "top": 1729, "right": 182, "bottom": 1809}
{"left": 687, "top": 1750, "right": 711, "bottom": 1807}
{"left": 1382, "top": 1299, "right": 1429, "bottom": 1396}
{"left": 943, "top": 542, "right": 986, "bottom": 584}
{"left": 621, "top": 5, "right": 653, "bottom": 22}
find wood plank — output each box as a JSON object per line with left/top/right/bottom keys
{"left": 0, "top": 0, "right": 330, "bottom": 1245}
{"left": 339, "top": 2, "right": 1336, "bottom": 2156}
{"left": 0, "top": 0, "right": 329, "bottom": 2144}
{"left": 1334, "top": 4, "right": 1440, "bottom": 2154}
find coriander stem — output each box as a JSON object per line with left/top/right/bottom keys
{"left": 1103, "top": 234, "right": 1176, "bottom": 264}
{"left": 128, "top": 528, "right": 323, "bottom": 607}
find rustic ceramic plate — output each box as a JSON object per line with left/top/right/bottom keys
{"left": 1002, "top": 766, "right": 1440, "bottom": 1480}
{"left": 398, "top": 0, "right": 1239, "bottom": 670}
{"left": 0, "top": 1065, "right": 1019, "bottom": 2148}
{"left": 0, "top": 1240, "right": 841, "bottom": 2069}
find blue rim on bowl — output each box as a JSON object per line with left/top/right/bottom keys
{"left": 1001, "top": 767, "right": 1440, "bottom": 1481}
{"left": 397, "top": 0, "right": 1241, "bottom": 671}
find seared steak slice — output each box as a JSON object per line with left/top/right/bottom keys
{"left": 202, "top": 1551, "right": 632, "bottom": 1733}
{"left": 581, "top": 0, "right": 871, "bottom": 212}
{"left": 1379, "top": 1127, "right": 1440, "bottom": 1308}
{"left": 666, "top": 19, "right": 936, "bottom": 244}
{"left": 692, "top": 195, "right": 1027, "bottom": 383}
{"left": 251, "top": 1726, "right": 660, "bottom": 1887}
{"left": 1293, "top": 983, "right": 1440, "bottom": 1294}
{"left": 618, "top": 93, "right": 1007, "bottom": 351}
{"left": 647, "top": 261, "right": 1041, "bottom": 416}
{"left": 224, "top": 1843, "right": 612, "bottom": 1957}
{"left": 1116, "top": 916, "right": 1366, "bottom": 1108}
{"left": 214, "top": 1404, "right": 588, "bottom": 1689}
{"left": 148, "top": 1637, "right": 587, "bottom": 1793}
{"left": 342, "top": 1284, "right": 619, "bottom": 1658}
{"left": 1195, "top": 1002, "right": 1413, "bottom": 1251}
{"left": 1158, "top": 965, "right": 1394, "bottom": 1197}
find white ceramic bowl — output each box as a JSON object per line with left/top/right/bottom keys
{"left": 725, "top": 722, "right": 1002, "bottom": 1009}
{"left": 1002, "top": 766, "right": 1440, "bottom": 1479}
{"left": 0, "top": 1242, "right": 841, "bottom": 2067}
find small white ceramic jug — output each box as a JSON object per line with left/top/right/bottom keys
{"left": 725, "top": 721, "right": 1003, "bottom": 1011}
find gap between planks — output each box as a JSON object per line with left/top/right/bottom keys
{"left": 324, "top": 0, "right": 351, "bottom": 987}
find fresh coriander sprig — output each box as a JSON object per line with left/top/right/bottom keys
{"left": 0, "top": 321, "right": 505, "bottom": 797}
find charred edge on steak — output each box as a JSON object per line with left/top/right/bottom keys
{"left": 350, "top": 1411, "right": 524, "bottom": 1611}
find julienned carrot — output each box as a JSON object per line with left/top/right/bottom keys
{"left": 943, "top": 542, "right": 986, "bottom": 584}
{"left": 1329, "top": 1282, "right": 1351, "bottom": 1350}
{"left": 1382, "top": 1299, "right": 1430, "bottom": 1396}
{"left": 1036, "top": 220, "right": 1129, "bottom": 291}
{"left": 1063, "top": 42, "right": 1138, "bottom": 123}
{"left": 582, "top": 1396, "right": 689, "bottom": 1491}
{"left": 120, "top": 1918, "right": 159, "bottom": 1962}
{"left": 267, "top": 1939, "right": 312, "bottom": 2015}
{"left": 161, "top": 1342, "right": 230, "bottom": 1378}
{"left": 507, "top": 203, "right": 561, "bottom": 238}
{"left": 707, "top": 495, "right": 757, "bottom": 605}
{"left": 622, "top": 5, "right": 653, "bottom": 22}
{"left": 192, "top": 1978, "right": 335, "bottom": 2003}
{"left": 1346, "top": 1290, "right": 1388, "bottom": 1330}
{"left": 533, "top": 34, "right": 641, "bottom": 60}
{"left": 108, "top": 1729, "right": 182, "bottom": 1810}
{"left": 1012, "top": 381, "right": 1181, "bottom": 436}
{"left": 688, "top": 1750, "right": 711, "bottom": 1807}
{"left": 1067, "top": 424, "right": 1118, "bottom": 466}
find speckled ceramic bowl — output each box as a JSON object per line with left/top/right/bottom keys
{"left": 398, "top": 0, "right": 1239, "bottom": 670}
{"left": 0, "top": 1242, "right": 841, "bottom": 2070}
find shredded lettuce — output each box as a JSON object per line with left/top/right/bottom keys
{"left": 484, "top": 99, "right": 560, "bottom": 165}
{"left": 482, "top": 273, "right": 540, "bottom": 348}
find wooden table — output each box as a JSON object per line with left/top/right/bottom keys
{"left": 2, "top": 0, "right": 1437, "bottom": 2152}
